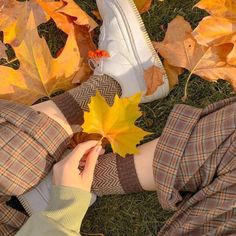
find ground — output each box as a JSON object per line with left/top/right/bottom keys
{"left": 7, "top": 0, "right": 235, "bottom": 235}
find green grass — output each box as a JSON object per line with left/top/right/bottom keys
{"left": 7, "top": 0, "right": 235, "bottom": 235}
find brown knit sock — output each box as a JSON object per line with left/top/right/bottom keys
{"left": 92, "top": 153, "right": 144, "bottom": 196}
{"left": 52, "top": 74, "right": 122, "bottom": 132}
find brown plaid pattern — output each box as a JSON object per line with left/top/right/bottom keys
{"left": 0, "top": 100, "right": 71, "bottom": 235}
{"left": 154, "top": 96, "right": 236, "bottom": 235}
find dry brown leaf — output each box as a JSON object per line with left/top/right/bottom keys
{"left": 73, "top": 59, "right": 92, "bottom": 84}
{"left": 0, "top": 41, "right": 7, "bottom": 58}
{"left": 154, "top": 16, "right": 236, "bottom": 91}
{"left": 71, "top": 132, "right": 109, "bottom": 149}
{"left": 134, "top": 0, "right": 153, "bottom": 14}
{"left": 144, "top": 66, "right": 165, "bottom": 95}
{"left": 163, "top": 60, "right": 183, "bottom": 90}
{"left": 0, "top": 13, "right": 80, "bottom": 105}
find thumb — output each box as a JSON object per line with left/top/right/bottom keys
{"left": 83, "top": 145, "right": 102, "bottom": 180}
{"left": 65, "top": 140, "right": 98, "bottom": 164}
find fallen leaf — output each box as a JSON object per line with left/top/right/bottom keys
{"left": 134, "top": 0, "right": 153, "bottom": 14}
{"left": 82, "top": 92, "right": 151, "bottom": 157}
{"left": 0, "top": 0, "right": 49, "bottom": 46}
{"left": 57, "top": 0, "right": 97, "bottom": 31}
{"left": 0, "top": 41, "right": 7, "bottom": 58}
{"left": 72, "top": 59, "right": 92, "bottom": 84}
{"left": 163, "top": 60, "right": 183, "bottom": 89}
{"left": 92, "top": 10, "right": 102, "bottom": 21}
{"left": 193, "top": 16, "right": 236, "bottom": 47}
{"left": 153, "top": 16, "right": 207, "bottom": 71}
{"left": 195, "top": 0, "right": 236, "bottom": 20}
{"left": 0, "top": 0, "right": 97, "bottom": 47}
{"left": 154, "top": 16, "right": 236, "bottom": 91}
{"left": 144, "top": 66, "right": 164, "bottom": 95}
{"left": 0, "top": 13, "right": 80, "bottom": 105}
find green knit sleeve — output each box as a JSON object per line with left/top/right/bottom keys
{"left": 16, "top": 185, "right": 92, "bottom": 236}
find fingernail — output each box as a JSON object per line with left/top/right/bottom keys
{"left": 95, "top": 145, "right": 102, "bottom": 153}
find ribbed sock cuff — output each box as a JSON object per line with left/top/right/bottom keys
{"left": 92, "top": 153, "right": 144, "bottom": 196}
{"left": 117, "top": 154, "right": 144, "bottom": 193}
{"left": 52, "top": 75, "right": 122, "bottom": 133}
{"left": 52, "top": 92, "right": 84, "bottom": 133}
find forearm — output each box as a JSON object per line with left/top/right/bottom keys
{"left": 31, "top": 100, "right": 73, "bottom": 137}
{"left": 16, "top": 186, "right": 91, "bottom": 236}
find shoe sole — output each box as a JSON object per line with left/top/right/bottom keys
{"left": 113, "top": 0, "right": 170, "bottom": 103}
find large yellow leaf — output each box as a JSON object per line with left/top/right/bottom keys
{"left": 154, "top": 16, "right": 236, "bottom": 91}
{"left": 82, "top": 92, "right": 151, "bottom": 157}
{"left": 0, "top": 13, "right": 80, "bottom": 105}
{"left": 195, "top": 0, "right": 236, "bottom": 20}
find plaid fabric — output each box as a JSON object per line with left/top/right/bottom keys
{"left": 0, "top": 100, "right": 70, "bottom": 236}
{"left": 154, "top": 96, "right": 236, "bottom": 235}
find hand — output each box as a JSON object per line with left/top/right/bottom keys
{"left": 52, "top": 140, "right": 102, "bottom": 192}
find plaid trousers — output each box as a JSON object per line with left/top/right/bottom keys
{"left": 0, "top": 100, "right": 71, "bottom": 235}
{"left": 154, "top": 96, "right": 236, "bottom": 235}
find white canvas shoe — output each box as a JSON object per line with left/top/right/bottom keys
{"left": 94, "top": 0, "right": 169, "bottom": 103}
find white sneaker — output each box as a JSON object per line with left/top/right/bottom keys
{"left": 94, "top": 0, "right": 169, "bottom": 103}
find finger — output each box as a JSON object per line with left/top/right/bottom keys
{"left": 66, "top": 140, "right": 98, "bottom": 163}
{"left": 83, "top": 145, "right": 102, "bottom": 180}
{"left": 100, "top": 148, "right": 105, "bottom": 155}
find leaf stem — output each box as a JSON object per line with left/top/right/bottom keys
{"left": 183, "top": 47, "right": 210, "bottom": 101}
{"left": 97, "top": 136, "right": 105, "bottom": 146}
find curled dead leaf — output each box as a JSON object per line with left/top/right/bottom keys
{"left": 144, "top": 66, "right": 165, "bottom": 95}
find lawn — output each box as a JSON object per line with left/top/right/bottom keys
{"left": 8, "top": 0, "right": 234, "bottom": 235}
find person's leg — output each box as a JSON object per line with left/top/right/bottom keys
{"left": 92, "top": 139, "right": 157, "bottom": 196}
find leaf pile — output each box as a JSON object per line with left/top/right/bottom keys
{"left": 0, "top": 0, "right": 97, "bottom": 104}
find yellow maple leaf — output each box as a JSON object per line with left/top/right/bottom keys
{"left": 82, "top": 92, "right": 151, "bottom": 157}
{"left": 0, "top": 13, "right": 80, "bottom": 105}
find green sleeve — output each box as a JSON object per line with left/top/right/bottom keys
{"left": 16, "top": 185, "right": 92, "bottom": 236}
